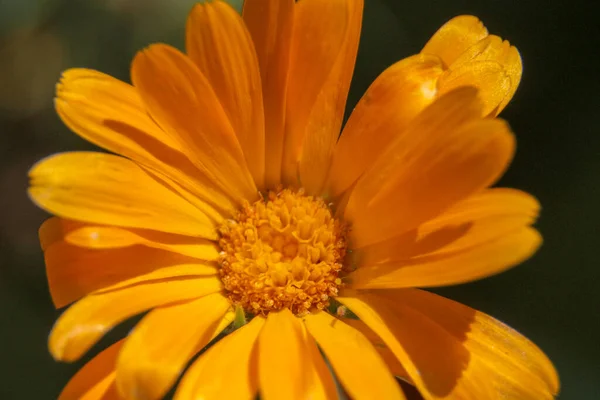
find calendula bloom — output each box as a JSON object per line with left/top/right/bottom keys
{"left": 30, "top": 0, "right": 559, "bottom": 399}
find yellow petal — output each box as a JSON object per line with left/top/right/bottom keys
{"left": 116, "top": 293, "right": 230, "bottom": 400}
{"left": 348, "top": 227, "right": 541, "bottom": 289}
{"left": 281, "top": 0, "right": 349, "bottom": 186}
{"left": 131, "top": 44, "right": 257, "bottom": 204}
{"left": 29, "top": 152, "right": 218, "bottom": 238}
{"left": 49, "top": 277, "right": 221, "bottom": 362}
{"left": 421, "top": 15, "right": 488, "bottom": 67}
{"left": 56, "top": 68, "right": 236, "bottom": 216}
{"left": 45, "top": 240, "right": 216, "bottom": 308}
{"left": 59, "top": 340, "right": 123, "bottom": 400}
{"left": 303, "top": 327, "right": 338, "bottom": 400}
{"left": 174, "top": 316, "right": 265, "bottom": 400}
{"left": 345, "top": 88, "right": 515, "bottom": 247}
{"left": 327, "top": 54, "right": 444, "bottom": 198}
{"left": 340, "top": 290, "right": 559, "bottom": 399}
{"left": 297, "top": 0, "right": 363, "bottom": 195}
{"left": 340, "top": 318, "right": 409, "bottom": 381}
{"left": 186, "top": 1, "right": 265, "bottom": 189}
{"left": 303, "top": 311, "right": 405, "bottom": 400}
{"left": 452, "top": 34, "right": 522, "bottom": 115}
{"left": 259, "top": 309, "right": 310, "bottom": 400}
{"left": 242, "top": 0, "right": 294, "bottom": 188}
{"left": 353, "top": 188, "right": 539, "bottom": 265}
{"left": 40, "top": 217, "right": 219, "bottom": 260}
{"left": 438, "top": 60, "right": 511, "bottom": 116}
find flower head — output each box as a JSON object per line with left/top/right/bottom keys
{"left": 30, "top": 1, "right": 558, "bottom": 399}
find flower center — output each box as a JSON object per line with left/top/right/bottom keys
{"left": 218, "top": 188, "right": 347, "bottom": 316}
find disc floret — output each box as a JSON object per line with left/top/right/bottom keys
{"left": 218, "top": 189, "right": 347, "bottom": 316}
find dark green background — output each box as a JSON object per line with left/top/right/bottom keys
{"left": 0, "top": 0, "right": 597, "bottom": 398}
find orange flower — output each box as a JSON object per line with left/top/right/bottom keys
{"left": 30, "top": 1, "right": 558, "bottom": 399}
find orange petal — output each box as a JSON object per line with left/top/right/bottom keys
{"left": 438, "top": 60, "right": 511, "bottom": 116}
{"left": 40, "top": 217, "right": 219, "bottom": 260}
{"left": 29, "top": 152, "right": 218, "bottom": 238}
{"left": 49, "top": 277, "right": 221, "bottom": 362}
{"left": 174, "top": 316, "right": 265, "bottom": 400}
{"left": 353, "top": 188, "right": 539, "bottom": 265}
{"left": 242, "top": 0, "right": 294, "bottom": 188}
{"left": 259, "top": 309, "right": 311, "bottom": 400}
{"left": 45, "top": 240, "right": 217, "bottom": 308}
{"left": 421, "top": 15, "right": 488, "bottom": 67}
{"left": 452, "top": 35, "right": 522, "bottom": 115}
{"left": 340, "top": 290, "right": 559, "bottom": 399}
{"left": 55, "top": 68, "right": 236, "bottom": 216}
{"left": 340, "top": 317, "right": 409, "bottom": 381}
{"left": 303, "top": 311, "right": 405, "bottom": 399}
{"left": 131, "top": 44, "right": 257, "bottom": 204}
{"left": 186, "top": 1, "right": 265, "bottom": 189}
{"left": 348, "top": 227, "right": 541, "bottom": 289}
{"left": 327, "top": 54, "right": 444, "bottom": 198}
{"left": 59, "top": 340, "right": 123, "bottom": 400}
{"left": 297, "top": 0, "right": 363, "bottom": 195}
{"left": 281, "top": 0, "right": 350, "bottom": 186}
{"left": 344, "top": 88, "right": 515, "bottom": 247}
{"left": 116, "top": 293, "right": 230, "bottom": 400}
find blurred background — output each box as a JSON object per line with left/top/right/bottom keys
{"left": 0, "top": 0, "right": 598, "bottom": 398}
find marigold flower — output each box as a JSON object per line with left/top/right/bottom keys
{"left": 30, "top": 1, "right": 559, "bottom": 399}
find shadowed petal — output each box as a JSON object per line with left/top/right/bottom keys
{"left": 347, "top": 227, "right": 541, "bottom": 289}
{"left": 49, "top": 277, "right": 221, "bottom": 362}
{"left": 339, "top": 290, "right": 559, "bottom": 399}
{"left": 297, "top": 0, "right": 363, "bottom": 195}
{"left": 281, "top": 0, "right": 350, "bottom": 186}
{"left": 55, "top": 69, "right": 236, "bottom": 216}
{"left": 59, "top": 340, "right": 123, "bottom": 400}
{"left": 327, "top": 54, "right": 444, "bottom": 198}
{"left": 29, "top": 152, "right": 218, "bottom": 238}
{"left": 242, "top": 0, "right": 294, "bottom": 188}
{"left": 344, "top": 88, "right": 515, "bottom": 247}
{"left": 186, "top": 1, "right": 265, "bottom": 188}
{"left": 304, "top": 311, "right": 405, "bottom": 399}
{"left": 131, "top": 44, "right": 257, "bottom": 204}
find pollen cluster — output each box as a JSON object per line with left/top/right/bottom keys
{"left": 218, "top": 189, "right": 347, "bottom": 316}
